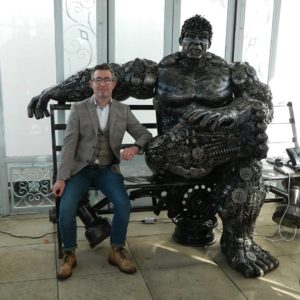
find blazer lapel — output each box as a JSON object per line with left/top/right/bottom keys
{"left": 109, "top": 100, "right": 118, "bottom": 138}
{"left": 86, "top": 96, "right": 99, "bottom": 133}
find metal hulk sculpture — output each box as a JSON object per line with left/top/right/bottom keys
{"left": 28, "top": 15, "right": 279, "bottom": 277}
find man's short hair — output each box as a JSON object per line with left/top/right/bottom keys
{"left": 91, "top": 63, "right": 115, "bottom": 79}
{"left": 179, "top": 15, "right": 213, "bottom": 45}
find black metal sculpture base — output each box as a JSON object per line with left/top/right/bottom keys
{"left": 172, "top": 216, "right": 217, "bottom": 246}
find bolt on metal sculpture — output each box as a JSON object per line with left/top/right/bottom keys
{"left": 28, "top": 15, "right": 278, "bottom": 277}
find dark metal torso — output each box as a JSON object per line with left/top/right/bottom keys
{"left": 157, "top": 54, "right": 232, "bottom": 108}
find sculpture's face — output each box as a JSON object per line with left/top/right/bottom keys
{"left": 181, "top": 31, "right": 211, "bottom": 59}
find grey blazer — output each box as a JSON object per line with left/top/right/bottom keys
{"left": 57, "top": 97, "right": 153, "bottom": 180}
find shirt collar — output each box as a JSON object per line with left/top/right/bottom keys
{"left": 93, "top": 96, "right": 112, "bottom": 109}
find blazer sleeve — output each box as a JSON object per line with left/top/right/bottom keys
{"left": 125, "top": 106, "right": 153, "bottom": 151}
{"left": 57, "top": 104, "right": 80, "bottom": 180}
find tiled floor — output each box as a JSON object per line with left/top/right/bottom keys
{"left": 0, "top": 203, "right": 300, "bottom": 300}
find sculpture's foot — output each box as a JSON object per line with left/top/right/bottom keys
{"left": 222, "top": 237, "right": 279, "bottom": 277}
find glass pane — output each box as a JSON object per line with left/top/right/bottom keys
{"left": 181, "top": 0, "right": 228, "bottom": 58}
{"left": 115, "top": 0, "right": 164, "bottom": 63}
{"left": 0, "top": 0, "right": 56, "bottom": 156}
{"left": 268, "top": 0, "right": 300, "bottom": 151}
{"left": 267, "top": 124, "right": 294, "bottom": 143}
{"left": 267, "top": 143, "right": 294, "bottom": 159}
{"left": 114, "top": 0, "right": 164, "bottom": 108}
{"left": 63, "top": 0, "right": 97, "bottom": 77}
{"left": 269, "top": 0, "right": 300, "bottom": 102}
{"left": 243, "top": 0, "right": 273, "bottom": 83}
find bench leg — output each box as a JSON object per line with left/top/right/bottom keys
{"left": 49, "top": 198, "right": 63, "bottom": 259}
{"left": 56, "top": 198, "right": 63, "bottom": 259}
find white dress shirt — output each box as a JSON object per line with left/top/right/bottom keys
{"left": 94, "top": 97, "right": 111, "bottom": 130}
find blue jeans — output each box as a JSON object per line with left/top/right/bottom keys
{"left": 58, "top": 165, "right": 131, "bottom": 251}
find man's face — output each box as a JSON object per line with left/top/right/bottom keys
{"left": 181, "top": 31, "right": 211, "bottom": 59}
{"left": 89, "top": 69, "right": 116, "bottom": 101}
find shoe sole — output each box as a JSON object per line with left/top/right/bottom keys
{"left": 108, "top": 259, "right": 137, "bottom": 274}
{"left": 57, "top": 262, "right": 77, "bottom": 280}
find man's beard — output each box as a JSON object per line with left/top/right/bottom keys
{"left": 97, "top": 91, "right": 111, "bottom": 100}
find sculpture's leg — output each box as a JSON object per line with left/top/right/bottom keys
{"left": 170, "top": 184, "right": 218, "bottom": 246}
{"left": 216, "top": 159, "right": 279, "bottom": 277}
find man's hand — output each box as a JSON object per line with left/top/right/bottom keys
{"left": 52, "top": 179, "right": 66, "bottom": 197}
{"left": 121, "top": 146, "right": 140, "bottom": 161}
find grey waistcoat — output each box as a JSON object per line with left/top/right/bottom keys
{"left": 92, "top": 126, "right": 115, "bottom": 166}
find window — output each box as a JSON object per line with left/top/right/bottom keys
{"left": 268, "top": 0, "right": 300, "bottom": 151}
{"left": 1, "top": 1, "right": 299, "bottom": 215}
{"left": 63, "top": 0, "right": 97, "bottom": 77}
{"left": 242, "top": 0, "right": 274, "bottom": 83}
{"left": 114, "top": 0, "right": 164, "bottom": 63}
{"left": 0, "top": 0, "right": 56, "bottom": 156}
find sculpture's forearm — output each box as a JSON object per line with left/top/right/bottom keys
{"left": 28, "top": 68, "right": 93, "bottom": 119}
{"left": 42, "top": 68, "right": 93, "bottom": 102}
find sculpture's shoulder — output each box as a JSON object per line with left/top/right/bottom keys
{"left": 206, "top": 52, "right": 229, "bottom": 68}
{"left": 229, "top": 61, "right": 258, "bottom": 84}
{"left": 158, "top": 52, "right": 182, "bottom": 68}
{"left": 229, "top": 61, "right": 273, "bottom": 112}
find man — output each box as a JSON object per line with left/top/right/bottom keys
{"left": 52, "top": 63, "right": 152, "bottom": 280}
{"left": 29, "top": 15, "right": 278, "bottom": 278}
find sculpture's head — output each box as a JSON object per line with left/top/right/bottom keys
{"left": 179, "top": 15, "right": 213, "bottom": 59}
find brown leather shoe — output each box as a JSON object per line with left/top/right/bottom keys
{"left": 108, "top": 247, "right": 137, "bottom": 274}
{"left": 57, "top": 252, "right": 77, "bottom": 280}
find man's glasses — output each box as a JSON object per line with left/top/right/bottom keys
{"left": 91, "top": 77, "right": 114, "bottom": 84}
